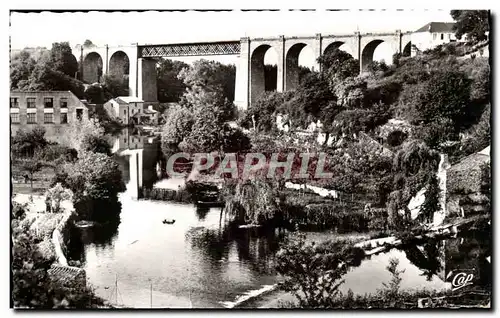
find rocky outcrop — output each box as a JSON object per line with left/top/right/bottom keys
{"left": 50, "top": 209, "right": 86, "bottom": 289}
{"left": 446, "top": 146, "right": 490, "bottom": 219}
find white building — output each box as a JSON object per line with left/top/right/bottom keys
{"left": 411, "top": 22, "right": 462, "bottom": 53}
{"left": 103, "top": 96, "right": 159, "bottom": 125}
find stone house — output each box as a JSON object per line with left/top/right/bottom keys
{"left": 10, "top": 90, "right": 89, "bottom": 142}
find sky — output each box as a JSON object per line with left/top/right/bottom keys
{"left": 10, "top": 10, "right": 455, "bottom": 66}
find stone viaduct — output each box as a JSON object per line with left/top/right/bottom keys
{"left": 72, "top": 31, "right": 411, "bottom": 110}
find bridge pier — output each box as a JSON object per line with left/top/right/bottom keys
{"left": 234, "top": 38, "right": 250, "bottom": 110}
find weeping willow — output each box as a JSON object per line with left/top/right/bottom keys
{"left": 224, "top": 179, "right": 284, "bottom": 225}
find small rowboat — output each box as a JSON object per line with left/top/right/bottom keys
{"left": 162, "top": 219, "right": 175, "bottom": 224}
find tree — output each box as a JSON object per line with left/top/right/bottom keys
{"left": 61, "top": 118, "right": 107, "bottom": 155}
{"left": 420, "top": 172, "right": 441, "bottom": 223}
{"left": 403, "top": 70, "right": 471, "bottom": 137}
{"left": 241, "top": 91, "right": 291, "bottom": 132}
{"left": 45, "top": 183, "right": 73, "bottom": 213}
{"left": 156, "top": 59, "right": 189, "bottom": 103}
{"left": 19, "top": 159, "right": 42, "bottom": 189}
{"left": 11, "top": 126, "right": 48, "bottom": 158}
{"left": 49, "top": 42, "right": 78, "bottom": 78}
{"left": 380, "top": 258, "right": 405, "bottom": 300}
{"left": 450, "top": 10, "right": 490, "bottom": 43}
{"left": 84, "top": 84, "right": 106, "bottom": 104}
{"left": 80, "top": 134, "right": 111, "bottom": 156}
{"left": 62, "top": 151, "right": 125, "bottom": 222}
{"left": 12, "top": 224, "right": 103, "bottom": 308}
{"left": 101, "top": 74, "right": 129, "bottom": 99}
{"left": 10, "top": 50, "right": 36, "bottom": 89}
{"left": 284, "top": 72, "right": 337, "bottom": 129}
{"left": 318, "top": 48, "right": 359, "bottom": 84}
{"left": 161, "top": 104, "right": 194, "bottom": 152}
{"left": 275, "top": 233, "right": 365, "bottom": 308}
{"left": 18, "top": 62, "right": 85, "bottom": 98}
{"left": 83, "top": 39, "right": 95, "bottom": 48}
{"left": 178, "top": 59, "right": 236, "bottom": 101}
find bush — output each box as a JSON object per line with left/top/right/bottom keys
{"left": 275, "top": 233, "right": 365, "bottom": 308}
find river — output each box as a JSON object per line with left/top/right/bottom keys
{"left": 68, "top": 130, "right": 491, "bottom": 308}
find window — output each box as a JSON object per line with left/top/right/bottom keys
{"left": 60, "top": 113, "right": 68, "bottom": 124}
{"left": 433, "top": 33, "right": 437, "bottom": 40}
{"left": 441, "top": 34, "right": 444, "bottom": 40}
{"left": 44, "top": 113, "right": 53, "bottom": 123}
{"left": 44, "top": 97, "right": 54, "bottom": 108}
{"left": 27, "top": 98, "right": 36, "bottom": 108}
{"left": 10, "top": 113, "right": 19, "bottom": 123}
{"left": 27, "top": 113, "right": 36, "bottom": 123}
{"left": 10, "top": 98, "right": 19, "bottom": 108}
{"left": 124, "top": 109, "right": 127, "bottom": 116}
{"left": 60, "top": 98, "right": 68, "bottom": 108}
{"left": 76, "top": 109, "right": 83, "bottom": 121}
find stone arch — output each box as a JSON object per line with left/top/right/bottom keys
{"left": 109, "top": 51, "right": 130, "bottom": 78}
{"left": 361, "top": 39, "right": 384, "bottom": 71}
{"left": 82, "top": 52, "right": 103, "bottom": 84}
{"left": 250, "top": 44, "right": 278, "bottom": 105}
{"left": 403, "top": 41, "right": 412, "bottom": 57}
{"left": 323, "top": 41, "right": 346, "bottom": 56}
{"left": 285, "top": 43, "right": 309, "bottom": 91}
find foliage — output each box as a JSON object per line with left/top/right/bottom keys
{"left": 39, "top": 144, "right": 78, "bottom": 163}
{"left": 388, "top": 140, "right": 439, "bottom": 229}
{"left": 178, "top": 59, "right": 236, "bottom": 101}
{"left": 318, "top": 48, "right": 359, "bottom": 83}
{"left": 450, "top": 10, "right": 490, "bottom": 43}
{"left": 381, "top": 258, "right": 405, "bottom": 298}
{"left": 19, "top": 159, "right": 43, "bottom": 189}
{"left": 11, "top": 126, "right": 48, "bottom": 158}
{"left": 12, "top": 202, "right": 27, "bottom": 220}
{"left": 100, "top": 74, "right": 129, "bottom": 99}
{"left": 240, "top": 91, "right": 292, "bottom": 132}
{"left": 156, "top": 58, "right": 189, "bottom": 103}
{"left": 84, "top": 83, "right": 106, "bottom": 104}
{"left": 45, "top": 183, "right": 73, "bottom": 213}
{"left": 11, "top": 43, "right": 84, "bottom": 98}
{"left": 224, "top": 179, "right": 285, "bottom": 225}
{"left": 161, "top": 104, "right": 194, "bottom": 148}
{"left": 10, "top": 50, "right": 36, "bottom": 89}
{"left": 80, "top": 133, "right": 111, "bottom": 156}
{"left": 11, "top": 226, "right": 104, "bottom": 308}
{"left": 282, "top": 72, "right": 337, "bottom": 130}
{"left": 83, "top": 39, "right": 95, "bottom": 48}
{"left": 58, "top": 151, "right": 125, "bottom": 222}
{"left": 62, "top": 118, "right": 107, "bottom": 155}
{"left": 275, "top": 233, "right": 365, "bottom": 308}
{"left": 420, "top": 173, "right": 441, "bottom": 223}
{"left": 49, "top": 42, "right": 78, "bottom": 78}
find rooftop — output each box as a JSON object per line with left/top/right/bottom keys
{"left": 115, "top": 96, "right": 144, "bottom": 104}
{"left": 415, "top": 22, "right": 456, "bottom": 33}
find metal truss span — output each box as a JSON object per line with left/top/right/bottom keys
{"left": 139, "top": 41, "right": 241, "bottom": 57}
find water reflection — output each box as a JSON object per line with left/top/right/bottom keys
{"left": 111, "top": 129, "right": 162, "bottom": 194}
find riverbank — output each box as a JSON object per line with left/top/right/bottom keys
{"left": 237, "top": 214, "right": 491, "bottom": 309}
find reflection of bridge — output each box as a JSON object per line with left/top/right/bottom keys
{"left": 72, "top": 31, "right": 411, "bottom": 109}
{"left": 112, "top": 132, "right": 160, "bottom": 199}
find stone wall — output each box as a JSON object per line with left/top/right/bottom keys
{"left": 446, "top": 150, "right": 490, "bottom": 219}
{"left": 50, "top": 209, "right": 87, "bottom": 288}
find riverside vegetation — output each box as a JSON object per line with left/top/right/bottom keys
{"left": 11, "top": 10, "right": 490, "bottom": 309}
